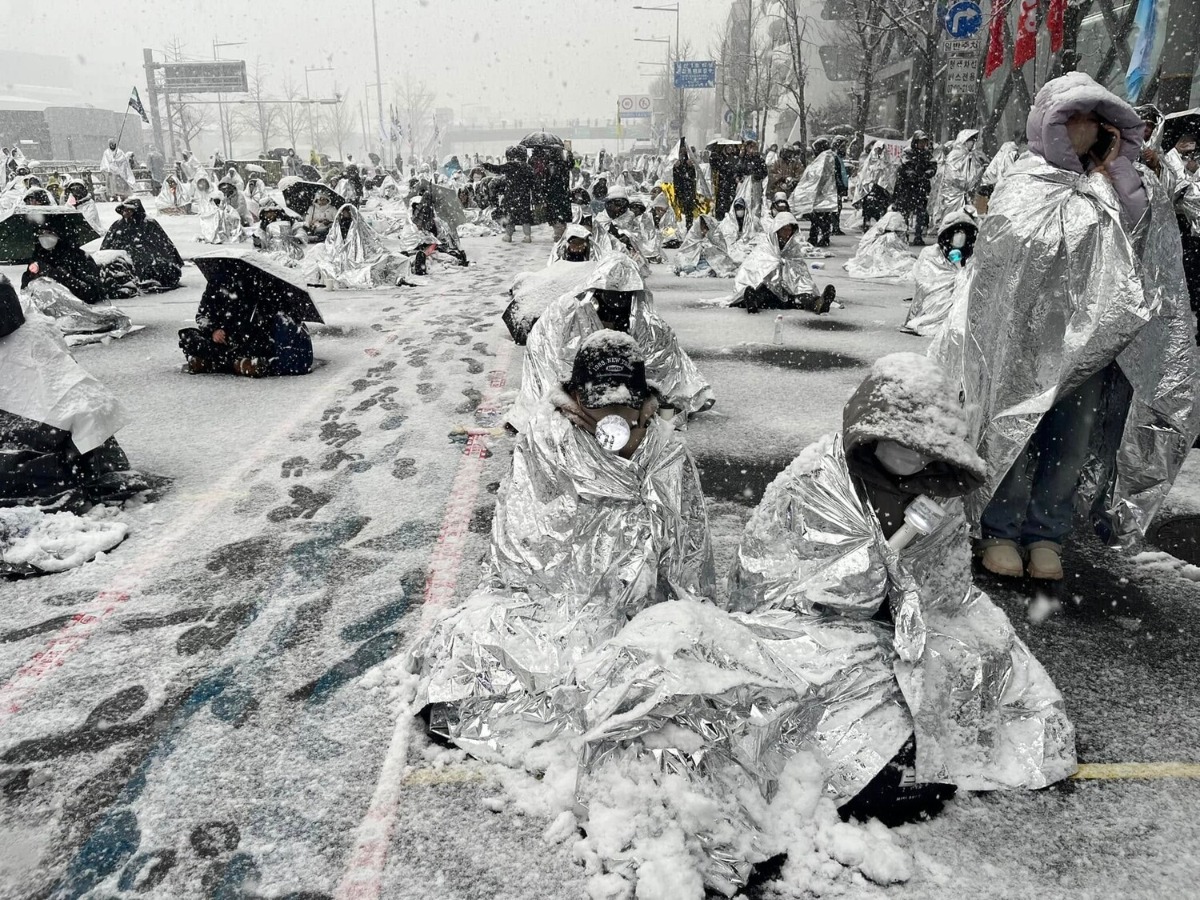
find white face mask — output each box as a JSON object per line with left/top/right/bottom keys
{"left": 951, "top": 231, "right": 967, "bottom": 249}
{"left": 37, "top": 234, "right": 58, "bottom": 250}
{"left": 874, "top": 440, "right": 929, "bottom": 477}
{"left": 594, "top": 415, "right": 632, "bottom": 452}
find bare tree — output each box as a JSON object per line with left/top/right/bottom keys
{"left": 392, "top": 75, "right": 436, "bottom": 163}
{"left": 869, "top": 0, "right": 947, "bottom": 135}
{"left": 163, "top": 37, "right": 212, "bottom": 155}
{"left": 319, "top": 84, "right": 354, "bottom": 161}
{"left": 768, "top": 0, "right": 816, "bottom": 152}
{"left": 714, "top": 1, "right": 785, "bottom": 140}
{"left": 827, "top": 0, "right": 895, "bottom": 139}
{"left": 238, "top": 58, "right": 280, "bottom": 155}
{"left": 279, "top": 75, "right": 305, "bottom": 152}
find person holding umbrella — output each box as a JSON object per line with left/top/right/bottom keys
{"left": 20, "top": 220, "right": 104, "bottom": 305}
{"left": 180, "top": 253, "right": 316, "bottom": 377}
{"left": 482, "top": 147, "right": 534, "bottom": 243}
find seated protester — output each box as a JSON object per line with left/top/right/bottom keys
{"left": 20, "top": 222, "right": 104, "bottom": 306}
{"left": 154, "top": 173, "right": 193, "bottom": 214}
{"left": 592, "top": 185, "right": 649, "bottom": 275}
{"left": 178, "top": 263, "right": 313, "bottom": 378}
{"left": 569, "top": 186, "right": 593, "bottom": 228}
{"left": 217, "top": 179, "right": 252, "bottom": 227}
{"left": 22, "top": 187, "right": 55, "bottom": 206}
{"left": 310, "top": 203, "right": 412, "bottom": 289}
{"left": 507, "top": 255, "right": 715, "bottom": 432}
{"left": 253, "top": 201, "right": 306, "bottom": 263}
{"left": 336, "top": 164, "right": 365, "bottom": 206}
{"left": 0, "top": 276, "right": 151, "bottom": 510}
{"left": 717, "top": 195, "right": 762, "bottom": 262}
{"left": 503, "top": 223, "right": 606, "bottom": 344}
{"left": 222, "top": 165, "right": 245, "bottom": 192}
{"left": 303, "top": 189, "right": 338, "bottom": 242}
{"left": 843, "top": 208, "right": 917, "bottom": 280}
{"left": 245, "top": 176, "right": 267, "bottom": 205}
{"left": 730, "top": 213, "right": 836, "bottom": 314}
{"left": 566, "top": 356, "right": 1075, "bottom": 897}
{"left": 901, "top": 207, "right": 979, "bottom": 336}
{"left": 411, "top": 330, "right": 715, "bottom": 758}
{"left": 768, "top": 190, "right": 791, "bottom": 216}
{"left": 395, "top": 194, "right": 468, "bottom": 273}
{"left": 627, "top": 194, "right": 665, "bottom": 264}
{"left": 976, "top": 131, "right": 1026, "bottom": 211}
{"left": 672, "top": 214, "right": 739, "bottom": 277}
{"left": 649, "top": 191, "right": 682, "bottom": 248}
{"left": 101, "top": 198, "right": 184, "bottom": 291}
{"left": 63, "top": 178, "right": 105, "bottom": 234}
{"left": 790, "top": 137, "right": 841, "bottom": 246}
{"left": 197, "top": 190, "right": 245, "bottom": 244}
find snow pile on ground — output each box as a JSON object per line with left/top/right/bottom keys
{"left": 0, "top": 505, "right": 128, "bottom": 574}
{"left": 1132, "top": 550, "right": 1200, "bottom": 583}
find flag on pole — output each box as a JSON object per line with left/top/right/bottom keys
{"left": 984, "top": 0, "right": 1011, "bottom": 78}
{"left": 128, "top": 87, "right": 149, "bottom": 124}
{"left": 1046, "top": 0, "right": 1066, "bottom": 53}
{"left": 1012, "top": 0, "right": 1039, "bottom": 70}
{"left": 1125, "top": 0, "right": 1159, "bottom": 102}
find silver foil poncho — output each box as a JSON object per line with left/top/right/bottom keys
{"left": 731, "top": 215, "right": 817, "bottom": 304}
{"left": 928, "top": 129, "right": 984, "bottom": 226}
{"left": 901, "top": 208, "right": 978, "bottom": 337}
{"left": 412, "top": 409, "right": 715, "bottom": 756}
{"left": 930, "top": 153, "right": 1200, "bottom": 546}
{"left": 789, "top": 150, "right": 839, "bottom": 215}
{"left": 673, "top": 215, "right": 739, "bottom": 277}
{"left": 843, "top": 210, "right": 915, "bottom": 280}
{"left": 506, "top": 257, "right": 715, "bottom": 432}
{"left": 311, "top": 204, "right": 411, "bottom": 289}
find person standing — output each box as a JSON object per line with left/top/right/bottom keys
{"left": 100, "top": 139, "right": 135, "bottom": 201}
{"left": 711, "top": 143, "right": 739, "bottom": 220}
{"left": 738, "top": 140, "right": 769, "bottom": 214}
{"left": 893, "top": 131, "right": 937, "bottom": 245}
{"left": 671, "top": 138, "right": 697, "bottom": 230}
{"left": 482, "top": 146, "right": 534, "bottom": 243}
{"left": 146, "top": 145, "right": 165, "bottom": 195}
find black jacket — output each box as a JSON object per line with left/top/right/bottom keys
{"left": 738, "top": 152, "right": 769, "bottom": 182}
{"left": 101, "top": 199, "right": 183, "bottom": 283}
{"left": 481, "top": 159, "right": 534, "bottom": 223}
{"left": 673, "top": 159, "right": 697, "bottom": 212}
{"left": 893, "top": 148, "right": 937, "bottom": 216}
{"left": 21, "top": 240, "right": 103, "bottom": 305}
{"left": 195, "top": 275, "right": 274, "bottom": 354}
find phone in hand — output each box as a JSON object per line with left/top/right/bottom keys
{"left": 1090, "top": 125, "right": 1116, "bottom": 163}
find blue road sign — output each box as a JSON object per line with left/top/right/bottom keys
{"left": 942, "top": 1, "right": 983, "bottom": 38}
{"left": 674, "top": 60, "right": 716, "bottom": 89}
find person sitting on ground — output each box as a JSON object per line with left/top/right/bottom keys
{"left": 507, "top": 255, "right": 714, "bottom": 431}
{"left": 569, "top": 186, "right": 594, "bottom": 228}
{"left": 62, "top": 178, "right": 104, "bottom": 233}
{"left": 731, "top": 213, "right": 836, "bottom": 314}
{"left": 503, "top": 223, "right": 606, "bottom": 344}
{"left": 768, "top": 191, "right": 791, "bottom": 216}
{"left": 627, "top": 193, "right": 665, "bottom": 264}
{"left": 218, "top": 179, "right": 252, "bottom": 226}
{"left": 20, "top": 222, "right": 104, "bottom": 305}
{"left": 843, "top": 208, "right": 916, "bottom": 280}
{"left": 310, "top": 203, "right": 413, "bottom": 289}
{"left": 21, "top": 187, "right": 54, "bottom": 206}
{"left": 411, "top": 329, "right": 715, "bottom": 757}
{"left": 178, "top": 264, "right": 313, "bottom": 378}
{"left": 0, "top": 275, "right": 152, "bottom": 510}
{"left": 154, "top": 173, "right": 193, "bottom": 214}
{"left": 253, "top": 201, "right": 305, "bottom": 263}
{"left": 673, "top": 213, "right": 739, "bottom": 277}
{"left": 901, "top": 207, "right": 979, "bottom": 336}
{"left": 223, "top": 165, "right": 245, "bottom": 191}
{"left": 101, "top": 198, "right": 184, "bottom": 290}
{"left": 303, "top": 190, "right": 338, "bottom": 242}
{"left": 336, "top": 164, "right": 364, "bottom": 206}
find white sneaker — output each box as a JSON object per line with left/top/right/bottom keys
{"left": 1027, "top": 543, "right": 1064, "bottom": 580}
{"left": 980, "top": 541, "right": 1024, "bottom": 578}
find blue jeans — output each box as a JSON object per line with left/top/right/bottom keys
{"left": 980, "top": 369, "right": 1106, "bottom": 546}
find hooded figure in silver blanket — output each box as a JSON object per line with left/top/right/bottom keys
{"left": 729, "top": 213, "right": 833, "bottom": 312}
{"left": 843, "top": 209, "right": 915, "bottom": 280}
{"left": 930, "top": 73, "right": 1200, "bottom": 552}
{"left": 628, "top": 194, "right": 665, "bottom": 263}
{"left": 503, "top": 224, "right": 606, "bottom": 345}
{"left": 927, "top": 129, "right": 985, "bottom": 227}
{"left": 310, "top": 203, "right": 411, "bottom": 289}
{"left": 507, "top": 255, "right": 715, "bottom": 432}
{"left": 571, "top": 354, "right": 1074, "bottom": 895}
{"left": 901, "top": 207, "right": 979, "bottom": 337}
{"left": 412, "top": 331, "right": 715, "bottom": 757}
{"left": 672, "top": 214, "right": 739, "bottom": 277}
{"left": 788, "top": 147, "right": 840, "bottom": 218}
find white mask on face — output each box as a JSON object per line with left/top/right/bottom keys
{"left": 37, "top": 234, "right": 58, "bottom": 249}
{"left": 951, "top": 231, "right": 967, "bottom": 249}
{"left": 595, "top": 415, "right": 632, "bottom": 452}
{"left": 874, "top": 440, "right": 929, "bottom": 477}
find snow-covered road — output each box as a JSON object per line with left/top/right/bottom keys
{"left": 3, "top": 204, "right": 1200, "bottom": 899}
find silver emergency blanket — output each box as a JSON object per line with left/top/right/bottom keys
{"left": 789, "top": 150, "right": 839, "bottom": 215}
{"left": 507, "top": 258, "right": 604, "bottom": 343}
{"left": 1163, "top": 148, "right": 1200, "bottom": 232}
{"left": 507, "top": 256, "right": 715, "bottom": 432}
{"left": 928, "top": 129, "right": 985, "bottom": 227}
{"left": 650, "top": 192, "right": 682, "bottom": 245}
{"left": 310, "top": 204, "right": 411, "bottom": 289}
{"left": 411, "top": 411, "right": 715, "bottom": 756}
{"left": 255, "top": 220, "right": 306, "bottom": 265}
{"left": 673, "top": 215, "right": 739, "bottom": 277}
{"left": 930, "top": 154, "right": 1200, "bottom": 546}
{"left": 853, "top": 145, "right": 899, "bottom": 201}
{"left": 727, "top": 432, "right": 1076, "bottom": 791}
{"left": 718, "top": 182, "right": 764, "bottom": 261}
{"left": 629, "top": 202, "right": 665, "bottom": 263}
{"left": 731, "top": 216, "right": 817, "bottom": 304}
{"left": 843, "top": 210, "right": 915, "bottom": 280}
{"left": 23, "top": 279, "right": 134, "bottom": 342}
{"left": 980, "top": 141, "right": 1022, "bottom": 190}
{"left": 902, "top": 208, "right": 978, "bottom": 336}
{"left": 196, "top": 196, "right": 244, "bottom": 244}
{"left": 594, "top": 211, "right": 651, "bottom": 277}
{"left": 0, "top": 306, "right": 127, "bottom": 454}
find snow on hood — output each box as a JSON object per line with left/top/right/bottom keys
{"left": 842, "top": 352, "right": 985, "bottom": 485}
{"left": 1026, "top": 72, "right": 1142, "bottom": 174}
{"left": 581, "top": 254, "right": 644, "bottom": 292}
{"left": 955, "top": 129, "right": 980, "bottom": 145}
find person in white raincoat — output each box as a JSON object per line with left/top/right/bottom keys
{"left": 927, "top": 129, "right": 985, "bottom": 227}
{"left": 503, "top": 223, "right": 606, "bottom": 344}
{"left": 100, "top": 140, "right": 136, "bottom": 200}
{"left": 901, "top": 207, "right": 979, "bottom": 336}
{"left": 154, "top": 174, "right": 193, "bottom": 214}
{"left": 411, "top": 330, "right": 715, "bottom": 759}
{"left": 196, "top": 185, "right": 245, "bottom": 244}
{"left": 507, "top": 255, "right": 715, "bottom": 432}
{"left": 843, "top": 209, "right": 916, "bottom": 280}
{"left": 931, "top": 72, "right": 1200, "bottom": 580}
{"left": 672, "top": 213, "right": 739, "bottom": 277}
{"left": 61, "top": 178, "right": 105, "bottom": 235}
{"left": 310, "top": 203, "right": 411, "bottom": 289}
{"left": 730, "top": 213, "right": 835, "bottom": 314}
{"left": 789, "top": 138, "right": 840, "bottom": 246}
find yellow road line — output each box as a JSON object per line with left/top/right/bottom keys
{"left": 1072, "top": 762, "right": 1200, "bottom": 781}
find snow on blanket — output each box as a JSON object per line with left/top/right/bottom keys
{"left": 0, "top": 506, "right": 128, "bottom": 574}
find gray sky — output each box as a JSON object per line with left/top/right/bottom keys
{"left": 4, "top": 0, "right": 732, "bottom": 124}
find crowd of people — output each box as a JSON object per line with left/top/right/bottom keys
{"left": 2, "top": 68, "right": 1199, "bottom": 897}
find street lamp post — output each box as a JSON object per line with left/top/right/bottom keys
{"left": 370, "top": 0, "right": 388, "bottom": 167}
{"left": 633, "top": 4, "right": 683, "bottom": 133}
{"left": 305, "top": 63, "right": 334, "bottom": 156}
{"left": 213, "top": 39, "right": 245, "bottom": 161}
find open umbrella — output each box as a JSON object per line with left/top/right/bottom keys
{"left": 193, "top": 249, "right": 324, "bottom": 325}
{"left": 297, "top": 164, "right": 322, "bottom": 181}
{"left": 1162, "top": 108, "right": 1200, "bottom": 154}
{"left": 282, "top": 180, "right": 346, "bottom": 216}
{"left": 0, "top": 207, "right": 100, "bottom": 264}
{"left": 245, "top": 163, "right": 268, "bottom": 175}
{"left": 519, "top": 131, "right": 564, "bottom": 149}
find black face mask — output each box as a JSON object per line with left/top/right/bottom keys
{"left": 594, "top": 291, "right": 634, "bottom": 332}
{"left": 605, "top": 201, "right": 628, "bottom": 219}
{"left": 563, "top": 244, "right": 590, "bottom": 262}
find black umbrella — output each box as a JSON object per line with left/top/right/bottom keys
{"left": 193, "top": 249, "right": 324, "bottom": 325}
{"left": 0, "top": 207, "right": 100, "bottom": 263}
{"left": 297, "top": 164, "right": 322, "bottom": 181}
{"left": 283, "top": 179, "right": 345, "bottom": 214}
{"left": 1161, "top": 109, "right": 1200, "bottom": 154}
{"left": 519, "top": 131, "right": 565, "bottom": 149}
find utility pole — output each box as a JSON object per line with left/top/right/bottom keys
{"left": 142, "top": 49, "right": 165, "bottom": 155}
{"left": 371, "top": 0, "right": 387, "bottom": 166}
{"left": 1159, "top": 0, "right": 1200, "bottom": 112}
{"left": 213, "top": 38, "right": 245, "bottom": 160}
{"left": 306, "top": 63, "right": 334, "bottom": 155}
